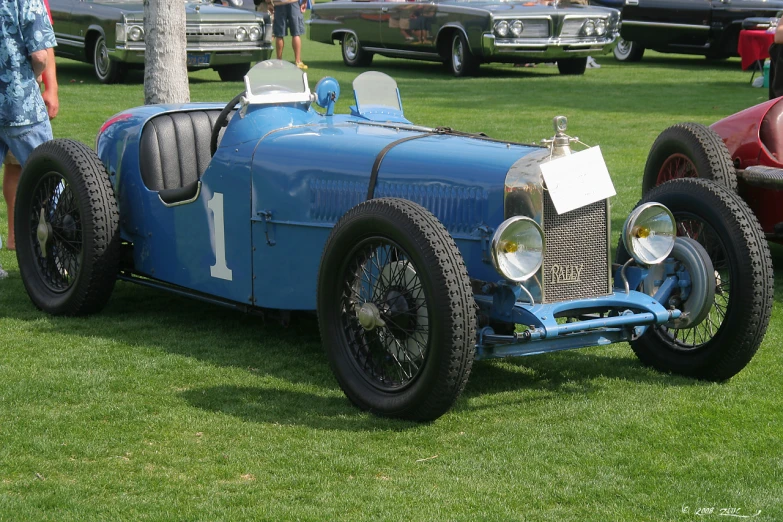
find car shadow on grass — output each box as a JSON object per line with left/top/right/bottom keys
{"left": 465, "top": 350, "right": 701, "bottom": 400}
{"left": 180, "top": 384, "right": 421, "bottom": 431}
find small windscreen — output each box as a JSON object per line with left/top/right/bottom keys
{"left": 353, "top": 71, "right": 401, "bottom": 112}
{"left": 245, "top": 60, "right": 307, "bottom": 97}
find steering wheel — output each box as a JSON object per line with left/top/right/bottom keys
{"left": 210, "top": 91, "right": 245, "bottom": 157}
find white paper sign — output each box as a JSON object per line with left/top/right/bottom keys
{"left": 539, "top": 146, "right": 616, "bottom": 215}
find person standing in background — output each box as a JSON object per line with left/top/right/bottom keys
{"left": 1, "top": 0, "right": 58, "bottom": 254}
{"left": 266, "top": 0, "right": 308, "bottom": 70}
{"left": 769, "top": 22, "right": 783, "bottom": 99}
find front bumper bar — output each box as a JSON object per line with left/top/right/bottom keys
{"left": 481, "top": 33, "right": 618, "bottom": 61}
{"left": 111, "top": 44, "right": 273, "bottom": 67}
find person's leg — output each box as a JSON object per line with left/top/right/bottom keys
{"left": 3, "top": 120, "right": 54, "bottom": 251}
{"left": 2, "top": 162, "right": 20, "bottom": 250}
{"left": 273, "top": 4, "right": 286, "bottom": 59}
{"left": 289, "top": 3, "right": 306, "bottom": 67}
{"left": 293, "top": 35, "right": 302, "bottom": 64}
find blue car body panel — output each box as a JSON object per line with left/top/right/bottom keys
{"left": 98, "top": 100, "right": 537, "bottom": 310}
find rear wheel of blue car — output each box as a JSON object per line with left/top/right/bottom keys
{"left": 317, "top": 198, "right": 476, "bottom": 421}
{"left": 342, "top": 33, "right": 373, "bottom": 67}
{"left": 617, "top": 178, "right": 773, "bottom": 381}
{"left": 14, "top": 139, "right": 120, "bottom": 316}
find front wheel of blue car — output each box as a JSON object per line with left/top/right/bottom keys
{"left": 617, "top": 178, "right": 773, "bottom": 381}
{"left": 317, "top": 198, "right": 476, "bottom": 421}
{"left": 14, "top": 139, "right": 120, "bottom": 316}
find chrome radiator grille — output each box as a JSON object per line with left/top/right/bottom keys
{"left": 186, "top": 24, "right": 251, "bottom": 43}
{"left": 541, "top": 195, "right": 610, "bottom": 303}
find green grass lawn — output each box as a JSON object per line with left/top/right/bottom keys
{"left": 1, "top": 42, "right": 782, "bottom": 521}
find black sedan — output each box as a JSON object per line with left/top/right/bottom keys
{"left": 309, "top": 0, "right": 621, "bottom": 77}
{"left": 591, "top": 0, "right": 783, "bottom": 62}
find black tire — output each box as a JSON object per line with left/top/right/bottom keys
{"left": 643, "top": 123, "right": 737, "bottom": 194}
{"left": 15, "top": 139, "right": 121, "bottom": 316}
{"left": 557, "top": 57, "right": 587, "bottom": 76}
{"left": 616, "top": 178, "right": 773, "bottom": 381}
{"left": 317, "top": 198, "right": 476, "bottom": 421}
{"left": 92, "top": 34, "right": 124, "bottom": 84}
{"left": 341, "top": 33, "right": 374, "bottom": 67}
{"left": 215, "top": 64, "right": 250, "bottom": 82}
{"left": 448, "top": 32, "right": 479, "bottom": 77}
{"left": 613, "top": 37, "right": 644, "bottom": 62}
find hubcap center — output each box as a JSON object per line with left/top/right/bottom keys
{"left": 36, "top": 208, "right": 52, "bottom": 258}
{"left": 356, "top": 302, "right": 386, "bottom": 331}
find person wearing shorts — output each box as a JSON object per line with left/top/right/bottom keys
{"left": 266, "top": 0, "right": 308, "bottom": 70}
{"left": 1, "top": 0, "right": 58, "bottom": 252}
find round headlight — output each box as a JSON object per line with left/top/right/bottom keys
{"left": 595, "top": 19, "right": 607, "bottom": 36}
{"left": 129, "top": 25, "right": 144, "bottom": 42}
{"left": 510, "top": 20, "right": 524, "bottom": 38}
{"left": 495, "top": 21, "right": 509, "bottom": 38}
{"left": 491, "top": 217, "right": 545, "bottom": 282}
{"left": 249, "top": 26, "right": 262, "bottom": 41}
{"left": 236, "top": 27, "right": 248, "bottom": 42}
{"left": 583, "top": 20, "right": 596, "bottom": 37}
{"left": 622, "top": 202, "right": 676, "bottom": 266}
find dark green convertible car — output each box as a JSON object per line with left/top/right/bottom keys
{"left": 50, "top": 0, "right": 274, "bottom": 83}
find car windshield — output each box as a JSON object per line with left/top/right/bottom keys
{"left": 244, "top": 60, "right": 311, "bottom": 105}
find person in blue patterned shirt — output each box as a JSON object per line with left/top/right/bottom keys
{"left": 0, "top": 0, "right": 56, "bottom": 260}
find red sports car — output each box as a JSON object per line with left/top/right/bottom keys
{"left": 643, "top": 97, "right": 783, "bottom": 243}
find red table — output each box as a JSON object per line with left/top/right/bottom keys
{"left": 738, "top": 29, "right": 775, "bottom": 71}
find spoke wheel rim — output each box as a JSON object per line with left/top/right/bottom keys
{"left": 452, "top": 37, "right": 463, "bottom": 72}
{"left": 345, "top": 35, "right": 358, "bottom": 61}
{"left": 29, "top": 172, "right": 83, "bottom": 293}
{"left": 657, "top": 153, "right": 697, "bottom": 185}
{"left": 95, "top": 37, "right": 110, "bottom": 78}
{"left": 655, "top": 214, "right": 730, "bottom": 351}
{"left": 339, "top": 237, "right": 430, "bottom": 391}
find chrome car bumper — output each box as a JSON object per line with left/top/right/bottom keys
{"left": 482, "top": 33, "right": 618, "bottom": 60}
{"left": 112, "top": 44, "right": 273, "bottom": 66}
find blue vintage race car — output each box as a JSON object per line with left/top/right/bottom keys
{"left": 15, "top": 60, "right": 773, "bottom": 421}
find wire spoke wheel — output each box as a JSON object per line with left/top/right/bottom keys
{"left": 643, "top": 123, "right": 737, "bottom": 195}
{"left": 657, "top": 153, "right": 697, "bottom": 184}
{"left": 318, "top": 198, "right": 475, "bottom": 421}
{"left": 617, "top": 178, "right": 773, "bottom": 381}
{"left": 16, "top": 139, "right": 120, "bottom": 316}
{"left": 341, "top": 238, "right": 429, "bottom": 390}
{"left": 29, "top": 173, "right": 83, "bottom": 293}
{"left": 655, "top": 216, "right": 728, "bottom": 350}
